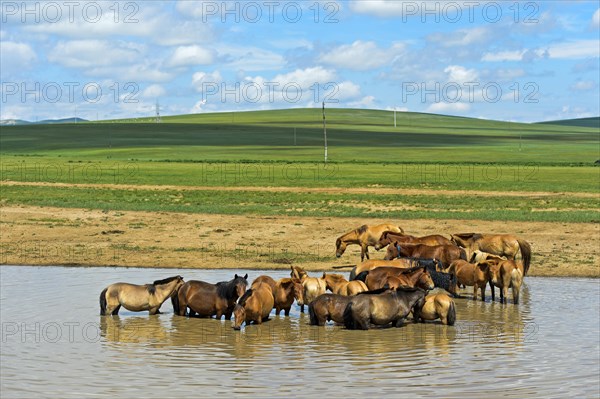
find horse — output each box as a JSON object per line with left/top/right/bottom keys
{"left": 447, "top": 259, "right": 490, "bottom": 301}
{"left": 414, "top": 292, "right": 456, "bottom": 326}
{"left": 172, "top": 274, "right": 248, "bottom": 319}
{"left": 308, "top": 293, "right": 353, "bottom": 326}
{"left": 273, "top": 278, "right": 304, "bottom": 316}
{"left": 232, "top": 282, "right": 274, "bottom": 330}
{"left": 346, "top": 258, "right": 417, "bottom": 280}
{"left": 481, "top": 259, "right": 524, "bottom": 304}
{"left": 322, "top": 273, "right": 368, "bottom": 296}
{"left": 451, "top": 233, "right": 531, "bottom": 275}
{"left": 355, "top": 266, "right": 435, "bottom": 291}
{"left": 385, "top": 242, "right": 467, "bottom": 269}
{"left": 343, "top": 286, "right": 427, "bottom": 330}
{"left": 375, "top": 231, "right": 452, "bottom": 250}
{"left": 290, "top": 265, "right": 326, "bottom": 313}
{"left": 251, "top": 275, "right": 276, "bottom": 292}
{"left": 470, "top": 249, "right": 507, "bottom": 263}
{"left": 100, "top": 275, "right": 184, "bottom": 316}
{"left": 335, "top": 223, "right": 404, "bottom": 261}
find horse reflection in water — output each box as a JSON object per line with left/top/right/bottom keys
{"left": 100, "top": 315, "right": 169, "bottom": 345}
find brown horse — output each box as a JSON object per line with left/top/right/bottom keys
{"left": 343, "top": 286, "right": 427, "bottom": 330}
{"left": 345, "top": 258, "right": 419, "bottom": 280}
{"left": 482, "top": 259, "right": 524, "bottom": 304}
{"left": 322, "top": 273, "right": 368, "bottom": 296}
{"left": 451, "top": 233, "right": 531, "bottom": 275}
{"left": 356, "top": 266, "right": 435, "bottom": 291}
{"left": 100, "top": 276, "right": 184, "bottom": 316}
{"left": 470, "top": 250, "right": 506, "bottom": 263}
{"left": 172, "top": 274, "right": 248, "bottom": 319}
{"left": 414, "top": 292, "right": 456, "bottom": 325}
{"left": 273, "top": 278, "right": 304, "bottom": 316}
{"left": 308, "top": 293, "right": 353, "bottom": 326}
{"left": 447, "top": 259, "right": 490, "bottom": 301}
{"left": 290, "top": 265, "right": 326, "bottom": 313}
{"left": 232, "top": 282, "right": 274, "bottom": 330}
{"left": 375, "top": 231, "right": 452, "bottom": 250}
{"left": 385, "top": 242, "right": 467, "bottom": 268}
{"left": 251, "top": 275, "right": 276, "bottom": 292}
{"left": 335, "top": 223, "right": 404, "bottom": 261}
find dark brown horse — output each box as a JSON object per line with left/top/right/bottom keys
{"left": 343, "top": 286, "right": 427, "bottom": 330}
{"left": 451, "top": 233, "right": 531, "bottom": 275}
{"left": 335, "top": 223, "right": 404, "bottom": 261}
{"left": 172, "top": 274, "right": 248, "bottom": 319}
{"left": 355, "top": 266, "right": 435, "bottom": 291}
{"left": 385, "top": 242, "right": 466, "bottom": 268}
{"left": 375, "top": 231, "right": 452, "bottom": 250}
{"left": 232, "top": 282, "right": 274, "bottom": 330}
{"left": 308, "top": 293, "right": 353, "bottom": 326}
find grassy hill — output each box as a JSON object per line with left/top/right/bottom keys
{"left": 537, "top": 117, "right": 600, "bottom": 129}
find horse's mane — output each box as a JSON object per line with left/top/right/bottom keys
{"left": 396, "top": 265, "right": 427, "bottom": 274}
{"left": 153, "top": 275, "right": 181, "bottom": 286}
{"left": 454, "top": 232, "right": 483, "bottom": 241}
{"left": 146, "top": 284, "right": 156, "bottom": 295}
{"left": 358, "top": 286, "right": 390, "bottom": 295}
{"left": 216, "top": 277, "right": 246, "bottom": 300}
{"left": 394, "top": 285, "right": 425, "bottom": 293}
{"left": 237, "top": 288, "right": 253, "bottom": 306}
{"left": 357, "top": 224, "right": 368, "bottom": 234}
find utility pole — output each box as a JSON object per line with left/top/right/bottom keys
{"left": 322, "top": 102, "right": 328, "bottom": 163}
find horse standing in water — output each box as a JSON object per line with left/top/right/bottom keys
{"left": 355, "top": 266, "right": 435, "bottom": 291}
{"left": 252, "top": 275, "right": 304, "bottom": 316}
{"left": 291, "top": 265, "right": 326, "bottom": 313}
{"left": 336, "top": 223, "right": 404, "bottom": 261}
{"left": 451, "top": 233, "right": 531, "bottom": 275}
{"left": 414, "top": 292, "right": 456, "bottom": 326}
{"left": 385, "top": 242, "right": 467, "bottom": 269}
{"left": 322, "top": 273, "right": 368, "bottom": 296}
{"left": 172, "top": 274, "right": 248, "bottom": 319}
{"left": 232, "top": 282, "right": 274, "bottom": 330}
{"left": 482, "top": 259, "right": 524, "bottom": 304}
{"left": 100, "top": 276, "right": 184, "bottom": 316}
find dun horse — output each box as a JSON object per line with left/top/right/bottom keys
{"left": 355, "top": 266, "right": 435, "bottom": 291}
{"left": 308, "top": 293, "right": 353, "bottom": 326}
{"left": 172, "top": 274, "right": 248, "bottom": 319}
{"left": 322, "top": 273, "right": 368, "bottom": 296}
{"left": 232, "top": 282, "right": 274, "bottom": 330}
{"left": 451, "top": 233, "right": 531, "bottom": 275}
{"left": 343, "top": 286, "right": 427, "bottom": 330}
{"left": 375, "top": 231, "right": 452, "bottom": 250}
{"left": 345, "top": 258, "right": 417, "bottom": 281}
{"left": 385, "top": 242, "right": 467, "bottom": 269}
{"left": 291, "top": 265, "right": 326, "bottom": 313}
{"left": 335, "top": 223, "right": 404, "bottom": 261}
{"left": 100, "top": 275, "right": 184, "bottom": 316}
{"left": 255, "top": 276, "right": 304, "bottom": 316}
{"left": 482, "top": 259, "right": 524, "bottom": 304}
{"left": 414, "top": 292, "right": 456, "bottom": 326}
{"left": 447, "top": 259, "right": 490, "bottom": 301}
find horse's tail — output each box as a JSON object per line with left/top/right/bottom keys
{"left": 447, "top": 300, "right": 456, "bottom": 326}
{"left": 343, "top": 301, "right": 355, "bottom": 330}
{"left": 99, "top": 288, "right": 108, "bottom": 316}
{"left": 171, "top": 288, "right": 180, "bottom": 315}
{"left": 517, "top": 239, "right": 531, "bottom": 276}
{"left": 354, "top": 271, "right": 369, "bottom": 282}
{"left": 308, "top": 302, "right": 318, "bottom": 325}
{"left": 511, "top": 268, "right": 523, "bottom": 305}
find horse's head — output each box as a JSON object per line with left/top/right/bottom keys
{"left": 232, "top": 304, "right": 245, "bottom": 330}
{"left": 335, "top": 238, "right": 347, "bottom": 258}
{"left": 417, "top": 269, "right": 435, "bottom": 290}
{"left": 291, "top": 278, "right": 304, "bottom": 306}
{"left": 384, "top": 241, "right": 401, "bottom": 260}
{"left": 374, "top": 232, "right": 390, "bottom": 250}
{"left": 233, "top": 274, "right": 248, "bottom": 298}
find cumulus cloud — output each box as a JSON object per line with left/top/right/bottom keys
{"left": 168, "top": 45, "right": 214, "bottom": 67}
{"left": 192, "top": 70, "right": 223, "bottom": 92}
{"left": 593, "top": 8, "right": 600, "bottom": 28}
{"left": 444, "top": 65, "right": 478, "bottom": 84}
{"left": 0, "top": 41, "right": 37, "bottom": 73}
{"left": 426, "top": 102, "right": 470, "bottom": 114}
{"left": 570, "top": 80, "right": 597, "bottom": 91}
{"left": 142, "top": 84, "right": 166, "bottom": 98}
{"left": 48, "top": 40, "right": 141, "bottom": 68}
{"left": 318, "top": 40, "right": 406, "bottom": 71}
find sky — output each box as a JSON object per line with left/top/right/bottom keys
{"left": 1, "top": 0, "right": 599, "bottom": 122}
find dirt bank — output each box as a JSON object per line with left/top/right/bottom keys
{"left": 1, "top": 205, "right": 597, "bottom": 277}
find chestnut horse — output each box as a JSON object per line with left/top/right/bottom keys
{"left": 308, "top": 293, "right": 353, "bottom": 326}
{"left": 375, "top": 231, "right": 452, "bottom": 250}
{"left": 414, "top": 292, "right": 456, "bottom": 325}
{"left": 482, "top": 259, "right": 524, "bottom": 304}
{"left": 355, "top": 266, "right": 435, "bottom": 291}
{"left": 100, "top": 275, "right": 184, "bottom": 315}
{"left": 252, "top": 275, "right": 304, "bottom": 315}
{"left": 385, "top": 242, "right": 467, "bottom": 269}
{"left": 232, "top": 282, "right": 274, "bottom": 330}
{"left": 172, "top": 274, "right": 248, "bottom": 319}
{"left": 335, "top": 223, "right": 404, "bottom": 261}
{"left": 451, "top": 233, "right": 531, "bottom": 275}
{"left": 290, "top": 265, "right": 326, "bottom": 313}
{"left": 346, "top": 258, "right": 417, "bottom": 281}
{"left": 343, "top": 286, "right": 427, "bottom": 330}
{"left": 447, "top": 259, "right": 490, "bottom": 301}
{"left": 322, "top": 273, "right": 368, "bottom": 296}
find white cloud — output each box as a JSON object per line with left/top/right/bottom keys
{"left": 318, "top": 41, "right": 406, "bottom": 70}
{"left": 482, "top": 40, "right": 599, "bottom": 62}
{"left": 593, "top": 8, "right": 600, "bottom": 28}
{"left": 350, "top": 0, "right": 431, "bottom": 17}
{"left": 48, "top": 40, "right": 141, "bottom": 68}
{"left": 427, "top": 27, "right": 491, "bottom": 47}
{"left": 348, "top": 95, "right": 376, "bottom": 108}
{"left": 192, "top": 71, "right": 223, "bottom": 92}
{"left": 0, "top": 41, "right": 37, "bottom": 73}
{"left": 219, "top": 45, "right": 286, "bottom": 72}
{"left": 426, "top": 102, "right": 470, "bottom": 113}
{"left": 142, "top": 84, "right": 166, "bottom": 98}
{"left": 190, "top": 99, "right": 207, "bottom": 113}
{"left": 168, "top": 45, "right": 214, "bottom": 67}
{"left": 570, "top": 80, "right": 597, "bottom": 91}
{"left": 444, "top": 65, "right": 478, "bottom": 84}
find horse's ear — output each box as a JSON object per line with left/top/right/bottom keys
{"left": 244, "top": 274, "right": 248, "bottom": 280}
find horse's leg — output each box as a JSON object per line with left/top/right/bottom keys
{"left": 501, "top": 287, "right": 507, "bottom": 304}
{"left": 149, "top": 307, "right": 161, "bottom": 315}
{"left": 284, "top": 307, "right": 291, "bottom": 316}
{"left": 275, "top": 306, "right": 281, "bottom": 316}
{"left": 300, "top": 304, "right": 305, "bottom": 313}
{"left": 363, "top": 245, "right": 370, "bottom": 260}
{"left": 395, "top": 318, "right": 405, "bottom": 328}
{"left": 489, "top": 282, "right": 495, "bottom": 302}
{"left": 111, "top": 305, "right": 121, "bottom": 316}
{"left": 188, "top": 308, "right": 196, "bottom": 317}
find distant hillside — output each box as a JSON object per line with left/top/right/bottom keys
{"left": 0, "top": 117, "right": 88, "bottom": 125}
{"left": 537, "top": 117, "right": 600, "bottom": 129}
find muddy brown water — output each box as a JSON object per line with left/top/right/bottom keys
{"left": 1, "top": 266, "right": 598, "bottom": 398}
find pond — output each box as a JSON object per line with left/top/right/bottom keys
{"left": 1, "top": 266, "right": 598, "bottom": 398}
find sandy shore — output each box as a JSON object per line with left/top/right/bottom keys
{"left": 1, "top": 204, "right": 598, "bottom": 277}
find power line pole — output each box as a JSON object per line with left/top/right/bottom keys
{"left": 322, "top": 102, "right": 328, "bottom": 163}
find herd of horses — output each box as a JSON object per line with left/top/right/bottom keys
{"left": 99, "top": 223, "right": 532, "bottom": 331}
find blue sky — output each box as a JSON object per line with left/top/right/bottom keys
{"left": 1, "top": 0, "right": 599, "bottom": 122}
